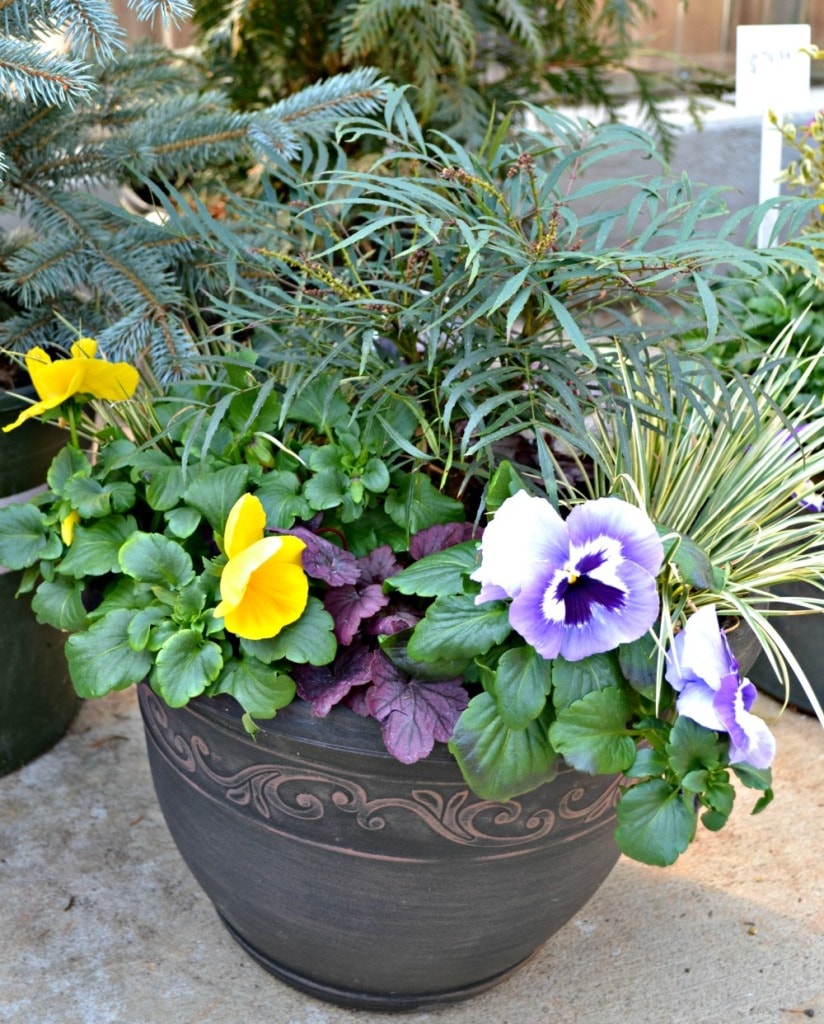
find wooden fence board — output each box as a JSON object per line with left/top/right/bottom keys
{"left": 114, "top": 1, "right": 824, "bottom": 69}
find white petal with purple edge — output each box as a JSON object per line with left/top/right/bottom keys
{"left": 665, "top": 605, "right": 731, "bottom": 692}
{"left": 676, "top": 682, "right": 726, "bottom": 731}
{"left": 566, "top": 497, "right": 664, "bottom": 577}
{"left": 471, "top": 491, "right": 569, "bottom": 603}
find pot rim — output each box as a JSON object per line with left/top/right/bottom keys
{"left": 142, "top": 682, "right": 462, "bottom": 766}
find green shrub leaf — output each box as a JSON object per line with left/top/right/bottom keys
{"left": 491, "top": 646, "right": 552, "bottom": 729}
{"left": 239, "top": 597, "right": 336, "bottom": 665}
{"left": 31, "top": 576, "right": 87, "bottom": 630}
{"left": 384, "top": 473, "right": 464, "bottom": 534}
{"left": 387, "top": 540, "right": 478, "bottom": 596}
{"left": 551, "top": 651, "right": 625, "bottom": 710}
{"left": 0, "top": 503, "right": 54, "bottom": 570}
{"left": 217, "top": 658, "right": 296, "bottom": 718}
{"left": 118, "top": 531, "right": 196, "bottom": 588}
{"left": 407, "top": 594, "right": 511, "bottom": 662}
{"left": 56, "top": 516, "right": 137, "bottom": 578}
{"left": 183, "top": 465, "right": 250, "bottom": 531}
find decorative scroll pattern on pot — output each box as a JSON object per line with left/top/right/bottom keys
{"left": 143, "top": 688, "right": 620, "bottom": 849}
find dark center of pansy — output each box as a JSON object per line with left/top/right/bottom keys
{"left": 554, "top": 574, "right": 626, "bottom": 626}
{"left": 551, "top": 548, "right": 625, "bottom": 627}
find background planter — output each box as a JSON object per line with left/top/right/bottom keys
{"left": 139, "top": 682, "right": 622, "bottom": 1011}
{"left": 0, "top": 387, "right": 79, "bottom": 776}
{"left": 750, "top": 582, "right": 822, "bottom": 716}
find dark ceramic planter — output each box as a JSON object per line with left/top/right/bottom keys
{"left": 139, "top": 682, "right": 622, "bottom": 1011}
{"left": 0, "top": 387, "right": 79, "bottom": 776}
{"left": 750, "top": 582, "right": 823, "bottom": 716}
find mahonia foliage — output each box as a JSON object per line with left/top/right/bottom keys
{"left": 190, "top": 0, "right": 728, "bottom": 155}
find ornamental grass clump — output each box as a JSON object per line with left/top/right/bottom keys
{"left": 1, "top": 328, "right": 824, "bottom": 868}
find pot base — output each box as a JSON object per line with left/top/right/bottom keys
{"left": 218, "top": 912, "right": 534, "bottom": 1011}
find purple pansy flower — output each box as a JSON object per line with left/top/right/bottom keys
{"left": 665, "top": 605, "right": 776, "bottom": 770}
{"left": 472, "top": 492, "right": 664, "bottom": 661}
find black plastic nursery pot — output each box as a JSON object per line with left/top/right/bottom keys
{"left": 139, "top": 682, "right": 622, "bottom": 1011}
{"left": 750, "top": 581, "right": 823, "bottom": 716}
{"left": 0, "top": 387, "right": 79, "bottom": 776}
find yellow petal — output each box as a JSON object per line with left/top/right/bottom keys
{"left": 61, "top": 510, "right": 80, "bottom": 546}
{"left": 223, "top": 494, "right": 267, "bottom": 559}
{"left": 215, "top": 535, "right": 308, "bottom": 640}
{"left": 223, "top": 562, "right": 309, "bottom": 640}
{"left": 24, "top": 346, "right": 85, "bottom": 404}
{"left": 80, "top": 359, "right": 139, "bottom": 402}
{"left": 1, "top": 397, "right": 54, "bottom": 433}
{"left": 70, "top": 338, "right": 98, "bottom": 359}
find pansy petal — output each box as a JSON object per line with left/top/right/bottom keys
{"left": 61, "top": 510, "right": 80, "bottom": 546}
{"left": 566, "top": 497, "right": 664, "bottom": 577}
{"left": 472, "top": 490, "right": 569, "bottom": 601}
{"left": 714, "top": 674, "right": 776, "bottom": 769}
{"left": 223, "top": 494, "right": 267, "bottom": 559}
{"left": 1, "top": 396, "right": 61, "bottom": 433}
{"left": 676, "top": 679, "right": 726, "bottom": 731}
{"left": 26, "top": 349, "right": 85, "bottom": 404}
{"left": 508, "top": 574, "right": 566, "bottom": 659}
{"left": 23, "top": 348, "right": 54, "bottom": 393}
{"left": 215, "top": 534, "right": 308, "bottom": 640}
{"left": 70, "top": 338, "right": 98, "bottom": 359}
{"left": 727, "top": 710, "right": 776, "bottom": 769}
{"left": 223, "top": 561, "right": 309, "bottom": 640}
{"left": 665, "top": 605, "right": 732, "bottom": 692}
{"left": 558, "top": 559, "right": 659, "bottom": 661}
{"left": 81, "top": 359, "right": 139, "bottom": 402}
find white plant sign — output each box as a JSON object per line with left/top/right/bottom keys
{"left": 735, "top": 23, "right": 811, "bottom": 247}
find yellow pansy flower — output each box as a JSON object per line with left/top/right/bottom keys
{"left": 2, "top": 338, "right": 139, "bottom": 433}
{"left": 61, "top": 510, "right": 81, "bottom": 546}
{"left": 214, "top": 494, "right": 309, "bottom": 640}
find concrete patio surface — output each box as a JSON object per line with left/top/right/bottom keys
{"left": 1, "top": 685, "right": 822, "bottom": 1024}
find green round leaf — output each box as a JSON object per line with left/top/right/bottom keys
{"left": 118, "top": 531, "right": 195, "bottom": 588}
{"left": 615, "top": 778, "right": 696, "bottom": 866}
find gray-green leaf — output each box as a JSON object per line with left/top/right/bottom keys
{"left": 448, "top": 692, "right": 558, "bottom": 801}
{"left": 153, "top": 630, "right": 223, "bottom": 706}
{"left": 548, "top": 686, "right": 637, "bottom": 775}
{"left": 407, "top": 594, "right": 511, "bottom": 663}
{"left": 65, "top": 608, "right": 153, "bottom": 697}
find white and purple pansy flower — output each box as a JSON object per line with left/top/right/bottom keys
{"left": 665, "top": 604, "right": 776, "bottom": 770}
{"left": 472, "top": 491, "right": 664, "bottom": 662}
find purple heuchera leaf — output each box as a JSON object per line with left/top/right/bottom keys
{"left": 325, "top": 581, "right": 388, "bottom": 645}
{"left": 410, "top": 522, "right": 477, "bottom": 560}
{"left": 294, "top": 645, "right": 375, "bottom": 716}
{"left": 357, "top": 544, "right": 401, "bottom": 584}
{"left": 366, "top": 653, "right": 469, "bottom": 764}
{"left": 365, "top": 604, "right": 421, "bottom": 636}
{"left": 344, "top": 686, "right": 372, "bottom": 717}
{"left": 283, "top": 527, "right": 360, "bottom": 586}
